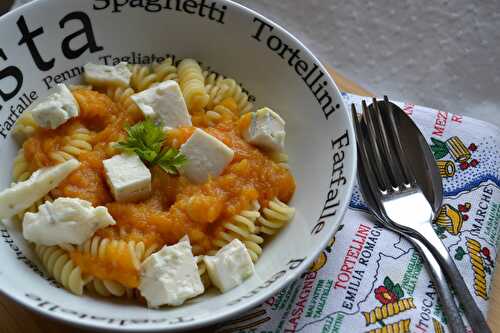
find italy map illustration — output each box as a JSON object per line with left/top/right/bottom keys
{"left": 214, "top": 94, "right": 500, "bottom": 333}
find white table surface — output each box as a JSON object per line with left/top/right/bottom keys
{"left": 10, "top": 0, "right": 499, "bottom": 126}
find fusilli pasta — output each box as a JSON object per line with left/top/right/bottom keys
{"left": 12, "top": 149, "right": 32, "bottom": 182}
{"left": 49, "top": 126, "right": 93, "bottom": 164}
{"left": 75, "top": 236, "right": 159, "bottom": 297}
{"left": 69, "top": 84, "right": 93, "bottom": 91}
{"left": 196, "top": 255, "right": 211, "bottom": 288}
{"left": 76, "top": 236, "right": 144, "bottom": 270}
{"left": 12, "top": 112, "right": 38, "bottom": 143}
{"left": 130, "top": 64, "right": 158, "bottom": 92}
{"left": 206, "top": 105, "right": 235, "bottom": 126}
{"left": 87, "top": 278, "right": 136, "bottom": 298}
{"left": 212, "top": 203, "right": 264, "bottom": 262}
{"left": 178, "top": 59, "right": 209, "bottom": 111}
{"left": 203, "top": 71, "right": 253, "bottom": 113}
{"left": 35, "top": 244, "right": 89, "bottom": 295}
{"left": 105, "top": 86, "right": 142, "bottom": 119}
{"left": 129, "top": 58, "right": 178, "bottom": 93}
{"left": 267, "top": 151, "right": 289, "bottom": 165}
{"left": 257, "top": 198, "right": 295, "bottom": 236}
{"left": 12, "top": 149, "right": 53, "bottom": 220}
{"left": 151, "top": 57, "right": 178, "bottom": 82}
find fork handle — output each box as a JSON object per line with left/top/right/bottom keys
{"left": 408, "top": 236, "right": 467, "bottom": 333}
{"left": 416, "top": 223, "right": 491, "bottom": 333}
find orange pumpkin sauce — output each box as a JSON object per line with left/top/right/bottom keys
{"left": 22, "top": 90, "right": 295, "bottom": 288}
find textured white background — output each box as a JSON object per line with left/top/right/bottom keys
{"left": 11, "top": 0, "right": 500, "bottom": 125}
{"left": 236, "top": 0, "right": 500, "bottom": 126}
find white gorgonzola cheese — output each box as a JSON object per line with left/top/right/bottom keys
{"left": 30, "top": 84, "right": 80, "bottom": 129}
{"left": 243, "top": 107, "right": 286, "bottom": 152}
{"left": 103, "top": 153, "right": 152, "bottom": 202}
{"left": 23, "top": 197, "right": 116, "bottom": 246}
{"left": 0, "top": 159, "right": 80, "bottom": 220}
{"left": 139, "top": 237, "right": 204, "bottom": 307}
{"left": 131, "top": 80, "right": 192, "bottom": 128}
{"left": 203, "top": 239, "right": 255, "bottom": 293}
{"left": 83, "top": 62, "right": 132, "bottom": 88}
{"left": 179, "top": 128, "right": 234, "bottom": 184}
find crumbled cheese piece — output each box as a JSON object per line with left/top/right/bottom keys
{"left": 0, "top": 159, "right": 80, "bottom": 220}
{"left": 139, "top": 236, "right": 204, "bottom": 307}
{"left": 179, "top": 128, "right": 234, "bottom": 184}
{"left": 30, "top": 84, "right": 80, "bottom": 129}
{"left": 103, "top": 153, "right": 151, "bottom": 202}
{"left": 23, "top": 198, "right": 115, "bottom": 246}
{"left": 203, "top": 239, "right": 255, "bottom": 293}
{"left": 131, "top": 81, "right": 191, "bottom": 128}
{"left": 243, "top": 107, "right": 286, "bottom": 152}
{"left": 83, "top": 62, "right": 132, "bottom": 88}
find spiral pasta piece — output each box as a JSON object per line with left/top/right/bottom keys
{"left": 205, "top": 81, "right": 231, "bottom": 109}
{"left": 206, "top": 105, "right": 235, "bottom": 126}
{"left": 196, "top": 256, "right": 211, "bottom": 288}
{"left": 178, "top": 59, "right": 209, "bottom": 111}
{"left": 128, "top": 58, "right": 178, "bottom": 94}
{"left": 130, "top": 64, "right": 158, "bottom": 92}
{"left": 105, "top": 86, "right": 143, "bottom": 119}
{"left": 152, "top": 57, "right": 178, "bottom": 82}
{"left": 212, "top": 203, "right": 264, "bottom": 262}
{"left": 69, "top": 84, "right": 93, "bottom": 91}
{"left": 49, "top": 127, "right": 93, "bottom": 164}
{"left": 204, "top": 71, "right": 253, "bottom": 113}
{"left": 221, "top": 79, "right": 253, "bottom": 114}
{"left": 77, "top": 236, "right": 159, "bottom": 297}
{"left": 35, "top": 245, "right": 88, "bottom": 295}
{"left": 267, "top": 151, "right": 290, "bottom": 165}
{"left": 12, "top": 111, "right": 38, "bottom": 143}
{"left": 204, "top": 70, "right": 225, "bottom": 86}
{"left": 77, "top": 236, "right": 142, "bottom": 270}
{"left": 85, "top": 277, "right": 138, "bottom": 299}
{"left": 89, "top": 278, "right": 133, "bottom": 297}
{"left": 12, "top": 149, "right": 33, "bottom": 182}
{"left": 257, "top": 198, "right": 295, "bottom": 236}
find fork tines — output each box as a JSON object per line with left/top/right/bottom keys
{"left": 352, "top": 96, "right": 417, "bottom": 194}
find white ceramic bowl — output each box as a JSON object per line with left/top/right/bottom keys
{"left": 0, "top": 0, "right": 356, "bottom": 331}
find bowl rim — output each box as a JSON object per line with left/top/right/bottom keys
{"left": 0, "top": 0, "right": 357, "bottom": 331}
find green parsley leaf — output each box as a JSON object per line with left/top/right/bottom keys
{"left": 157, "top": 148, "right": 188, "bottom": 175}
{"left": 117, "top": 119, "right": 187, "bottom": 174}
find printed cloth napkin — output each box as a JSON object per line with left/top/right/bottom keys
{"left": 217, "top": 93, "right": 500, "bottom": 333}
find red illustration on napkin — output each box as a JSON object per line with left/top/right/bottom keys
{"left": 374, "top": 277, "right": 404, "bottom": 305}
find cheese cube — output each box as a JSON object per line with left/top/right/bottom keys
{"left": 131, "top": 81, "right": 192, "bottom": 128}
{"left": 243, "top": 107, "right": 286, "bottom": 152}
{"left": 103, "top": 153, "right": 151, "bottom": 202}
{"left": 203, "top": 239, "right": 255, "bottom": 293}
{"left": 0, "top": 159, "right": 80, "bottom": 220}
{"left": 30, "top": 84, "right": 79, "bottom": 129}
{"left": 83, "top": 62, "right": 132, "bottom": 88}
{"left": 139, "top": 237, "right": 204, "bottom": 307}
{"left": 179, "top": 129, "right": 234, "bottom": 184}
{"left": 23, "top": 198, "right": 116, "bottom": 246}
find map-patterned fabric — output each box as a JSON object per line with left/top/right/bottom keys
{"left": 216, "top": 93, "right": 499, "bottom": 333}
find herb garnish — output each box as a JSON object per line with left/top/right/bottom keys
{"left": 117, "top": 119, "right": 187, "bottom": 175}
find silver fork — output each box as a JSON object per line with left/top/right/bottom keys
{"left": 354, "top": 97, "right": 490, "bottom": 333}
{"left": 352, "top": 104, "right": 466, "bottom": 333}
